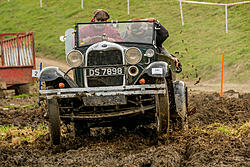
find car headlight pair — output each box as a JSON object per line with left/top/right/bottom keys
{"left": 66, "top": 50, "right": 83, "bottom": 67}
{"left": 67, "top": 48, "right": 155, "bottom": 67}
{"left": 125, "top": 48, "right": 154, "bottom": 65}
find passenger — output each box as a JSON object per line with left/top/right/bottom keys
{"left": 148, "top": 18, "right": 181, "bottom": 71}
{"left": 125, "top": 22, "right": 152, "bottom": 42}
{"left": 79, "top": 9, "right": 122, "bottom": 44}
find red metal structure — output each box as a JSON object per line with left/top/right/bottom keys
{"left": 0, "top": 32, "right": 36, "bottom": 91}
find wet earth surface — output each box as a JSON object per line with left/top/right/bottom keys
{"left": 0, "top": 87, "right": 249, "bottom": 167}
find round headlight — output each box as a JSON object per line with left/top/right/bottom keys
{"left": 145, "top": 49, "right": 154, "bottom": 57}
{"left": 125, "top": 47, "right": 142, "bottom": 65}
{"left": 66, "top": 50, "right": 83, "bottom": 67}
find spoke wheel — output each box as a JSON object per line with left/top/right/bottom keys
{"left": 47, "top": 99, "right": 61, "bottom": 145}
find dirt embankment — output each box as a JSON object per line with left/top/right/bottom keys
{"left": 0, "top": 87, "right": 249, "bottom": 166}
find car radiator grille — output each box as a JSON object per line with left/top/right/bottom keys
{"left": 87, "top": 50, "right": 123, "bottom": 87}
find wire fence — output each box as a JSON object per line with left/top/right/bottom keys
{"left": 179, "top": 0, "right": 250, "bottom": 33}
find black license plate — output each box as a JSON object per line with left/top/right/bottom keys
{"left": 86, "top": 67, "right": 124, "bottom": 76}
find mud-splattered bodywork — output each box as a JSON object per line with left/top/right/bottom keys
{"left": 39, "top": 20, "right": 188, "bottom": 144}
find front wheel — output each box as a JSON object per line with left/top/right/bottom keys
{"left": 47, "top": 99, "right": 61, "bottom": 145}
{"left": 155, "top": 89, "right": 170, "bottom": 135}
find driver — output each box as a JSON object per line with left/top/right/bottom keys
{"left": 79, "top": 10, "right": 122, "bottom": 44}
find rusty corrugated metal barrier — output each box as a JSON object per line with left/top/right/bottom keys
{"left": 0, "top": 32, "right": 36, "bottom": 88}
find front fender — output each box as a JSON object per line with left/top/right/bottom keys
{"left": 39, "top": 67, "right": 78, "bottom": 88}
{"left": 144, "top": 61, "right": 170, "bottom": 78}
{"left": 39, "top": 67, "right": 64, "bottom": 82}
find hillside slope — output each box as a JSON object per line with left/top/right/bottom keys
{"left": 0, "top": 0, "right": 249, "bottom": 82}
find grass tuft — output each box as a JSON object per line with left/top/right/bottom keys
{"left": 13, "top": 94, "right": 29, "bottom": 99}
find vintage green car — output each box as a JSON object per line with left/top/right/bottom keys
{"left": 39, "top": 20, "right": 188, "bottom": 145}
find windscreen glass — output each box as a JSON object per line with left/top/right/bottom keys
{"left": 78, "top": 22, "right": 154, "bottom": 46}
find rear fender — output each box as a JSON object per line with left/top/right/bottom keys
{"left": 173, "top": 81, "right": 188, "bottom": 120}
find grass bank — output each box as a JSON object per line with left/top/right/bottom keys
{"left": 0, "top": 0, "right": 249, "bottom": 82}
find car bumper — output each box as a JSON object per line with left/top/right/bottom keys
{"left": 39, "top": 84, "right": 167, "bottom": 100}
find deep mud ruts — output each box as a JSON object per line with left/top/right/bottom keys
{"left": 0, "top": 89, "right": 249, "bottom": 167}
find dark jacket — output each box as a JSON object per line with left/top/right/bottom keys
{"left": 155, "top": 21, "right": 169, "bottom": 48}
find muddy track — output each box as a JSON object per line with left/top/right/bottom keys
{"left": 0, "top": 87, "right": 249, "bottom": 167}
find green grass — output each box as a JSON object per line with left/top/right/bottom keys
{"left": 0, "top": 124, "right": 14, "bottom": 133}
{"left": 0, "top": 123, "right": 48, "bottom": 142}
{"left": 0, "top": 124, "right": 14, "bottom": 139}
{"left": 205, "top": 122, "right": 250, "bottom": 136}
{"left": 0, "top": 0, "right": 249, "bottom": 82}
{"left": 3, "top": 104, "right": 16, "bottom": 108}
{"left": 3, "top": 103, "right": 36, "bottom": 110}
{"left": 217, "top": 126, "right": 232, "bottom": 135}
{"left": 13, "top": 94, "right": 29, "bottom": 98}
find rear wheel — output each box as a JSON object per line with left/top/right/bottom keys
{"left": 47, "top": 99, "right": 61, "bottom": 145}
{"left": 73, "top": 121, "right": 90, "bottom": 137}
{"left": 15, "top": 84, "right": 30, "bottom": 95}
{"left": 0, "top": 89, "right": 4, "bottom": 98}
{"left": 179, "top": 87, "right": 188, "bottom": 129}
{"left": 173, "top": 81, "right": 188, "bottom": 130}
{"left": 125, "top": 122, "right": 138, "bottom": 131}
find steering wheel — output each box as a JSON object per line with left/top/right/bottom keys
{"left": 82, "top": 35, "right": 116, "bottom": 44}
{"left": 89, "top": 35, "right": 103, "bottom": 42}
{"left": 80, "top": 35, "right": 103, "bottom": 44}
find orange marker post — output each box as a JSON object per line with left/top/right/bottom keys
{"left": 220, "top": 51, "right": 225, "bottom": 97}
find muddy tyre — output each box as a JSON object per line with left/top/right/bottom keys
{"left": 47, "top": 99, "right": 61, "bottom": 145}
{"left": 125, "top": 122, "right": 137, "bottom": 131}
{"left": 15, "top": 84, "right": 30, "bottom": 95}
{"left": 173, "top": 81, "right": 188, "bottom": 130}
{"left": 179, "top": 86, "right": 188, "bottom": 129}
{"left": 0, "top": 89, "right": 4, "bottom": 98}
{"left": 155, "top": 89, "right": 170, "bottom": 135}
